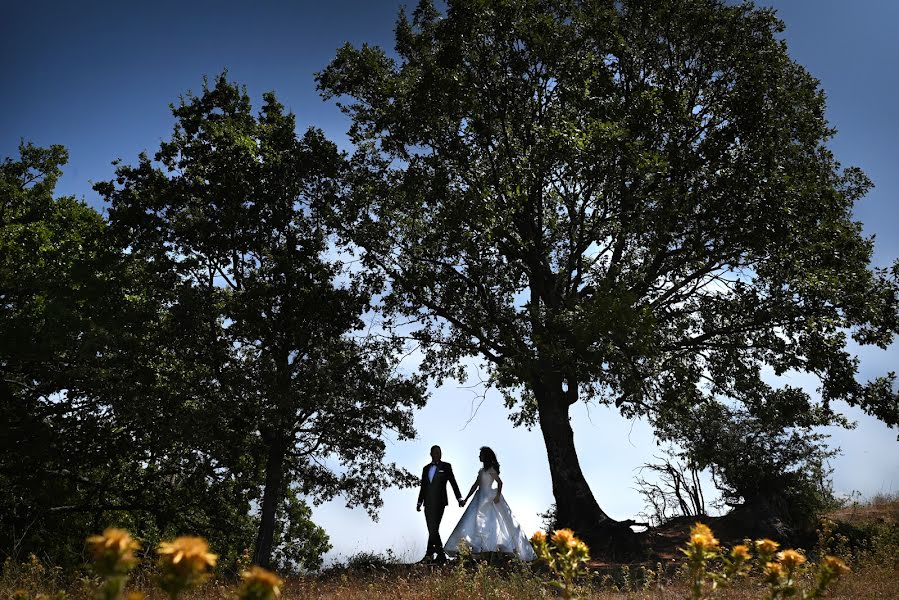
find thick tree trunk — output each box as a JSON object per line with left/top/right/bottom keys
{"left": 253, "top": 438, "right": 288, "bottom": 569}
{"left": 534, "top": 376, "right": 643, "bottom": 559}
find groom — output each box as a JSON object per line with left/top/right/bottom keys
{"left": 416, "top": 444, "right": 463, "bottom": 563}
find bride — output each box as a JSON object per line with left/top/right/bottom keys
{"left": 444, "top": 447, "right": 536, "bottom": 561}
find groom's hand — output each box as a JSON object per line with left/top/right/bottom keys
{"left": 416, "top": 504, "right": 422, "bottom": 512}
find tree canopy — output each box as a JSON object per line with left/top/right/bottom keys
{"left": 2, "top": 76, "right": 428, "bottom": 570}
{"left": 318, "top": 0, "right": 899, "bottom": 551}
{"left": 96, "top": 74, "right": 428, "bottom": 567}
{"left": 1, "top": 142, "right": 127, "bottom": 565}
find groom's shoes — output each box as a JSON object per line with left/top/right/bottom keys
{"left": 435, "top": 553, "right": 448, "bottom": 564}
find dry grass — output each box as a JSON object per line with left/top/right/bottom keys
{"left": 5, "top": 559, "right": 897, "bottom": 600}
{"left": 4, "top": 495, "right": 897, "bottom": 600}
{"left": 276, "top": 565, "right": 897, "bottom": 599}
{"left": 827, "top": 492, "right": 899, "bottom": 527}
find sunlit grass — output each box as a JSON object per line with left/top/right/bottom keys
{"left": 3, "top": 495, "right": 896, "bottom": 600}
{"left": 3, "top": 559, "right": 896, "bottom": 599}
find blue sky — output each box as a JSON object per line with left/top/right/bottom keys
{"left": 3, "top": 1, "right": 897, "bottom": 563}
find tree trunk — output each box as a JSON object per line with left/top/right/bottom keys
{"left": 253, "top": 438, "right": 288, "bottom": 569}
{"left": 534, "top": 376, "right": 643, "bottom": 559}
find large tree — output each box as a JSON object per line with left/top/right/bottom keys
{"left": 1, "top": 142, "right": 261, "bottom": 567}
{"left": 317, "top": 0, "right": 899, "bottom": 553}
{"left": 97, "top": 75, "right": 427, "bottom": 568}
{"left": 1, "top": 142, "right": 121, "bottom": 564}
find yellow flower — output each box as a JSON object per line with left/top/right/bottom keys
{"left": 238, "top": 566, "right": 283, "bottom": 600}
{"left": 572, "top": 539, "right": 590, "bottom": 560}
{"left": 730, "top": 544, "right": 751, "bottom": 561}
{"left": 777, "top": 549, "right": 806, "bottom": 570}
{"left": 755, "top": 538, "right": 780, "bottom": 555}
{"left": 821, "top": 555, "right": 850, "bottom": 577}
{"left": 157, "top": 536, "right": 218, "bottom": 597}
{"left": 86, "top": 528, "right": 140, "bottom": 576}
{"left": 157, "top": 536, "right": 218, "bottom": 572}
{"left": 551, "top": 528, "right": 577, "bottom": 548}
{"left": 87, "top": 528, "right": 139, "bottom": 556}
{"left": 689, "top": 523, "right": 720, "bottom": 551}
{"left": 530, "top": 531, "right": 547, "bottom": 545}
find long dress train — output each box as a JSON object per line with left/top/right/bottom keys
{"left": 444, "top": 468, "right": 536, "bottom": 560}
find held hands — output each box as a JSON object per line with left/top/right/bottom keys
{"left": 493, "top": 494, "right": 500, "bottom": 504}
{"left": 458, "top": 498, "right": 465, "bottom": 507}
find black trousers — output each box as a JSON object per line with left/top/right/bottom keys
{"left": 424, "top": 502, "right": 446, "bottom": 558}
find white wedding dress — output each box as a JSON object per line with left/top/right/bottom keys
{"left": 444, "top": 468, "right": 537, "bottom": 560}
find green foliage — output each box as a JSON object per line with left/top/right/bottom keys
{"left": 2, "top": 75, "right": 423, "bottom": 568}
{"left": 0, "top": 140, "right": 262, "bottom": 568}
{"left": 537, "top": 503, "right": 560, "bottom": 534}
{"left": 1, "top": 142, "right": 126, "bottom": 566}
{"left": 317, "top": 0, "right": 899, "bottom": 535}
{"left": 0, "top": 142, "right": 111, "bottom": 380}
{"left": 96, "top": 73, "right": 427, "bottom": 566}
{"left": 271, "top": 491, "right": 331, "bottom": 574}
{"left": 328, "top": 549, "right": 401, "bottom": 574}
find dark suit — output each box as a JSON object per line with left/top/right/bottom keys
{"left": 417, "top": 460, "right": 462, "bottom": 560}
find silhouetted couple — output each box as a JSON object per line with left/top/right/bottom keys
{"left": 416, "top": 444, "right": 535, "bottom": 563}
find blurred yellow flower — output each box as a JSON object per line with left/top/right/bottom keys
{"left": 238, "top": 566, "right": 283, "bottom": 600}
{"left": 689, "top": 523, "right": 719, "bottom": 551}
{"left": 730, "top": 544, "right": 751, "bottom": 561}
{"left": 535, "top": 528, "right": 589, "bottom": 598}
{"left": 86, "top": 528, "right": 140, "bottom": 576}
{"left": 777, "top": 549, "right": 806, "bottom": 570}
{"left": 551, "top": 528, "right": 577, "bottom": 548}
{"left": 755, "top": 538, "right": 780, "bottom": 555}
{"left": 822, "top": 555, "right": 850, "bottom": 577}
{"left": 157, "top": 536, "right": 218, "bottom": 597}
{"left": 157, "top": 536, "right": 218, "bottom": 572}
{"left": 87, "top": 528, "right": 139, "bottom": 556}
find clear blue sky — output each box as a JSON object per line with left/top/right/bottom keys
{"left": 3, "top": 1, "right": 897, "bottom": 562}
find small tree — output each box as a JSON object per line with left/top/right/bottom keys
{"left": 635, "top": 448, "right": 706, "bottom": 526}
{"left": 656, "top": 398, "right": 840, "bottom": 539}
{"left": 270, "top": 489, "right": 331, "bottom": 573}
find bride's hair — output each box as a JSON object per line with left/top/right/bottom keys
{"left": 480, "top": 446, "right": 500, "bottom": 473}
